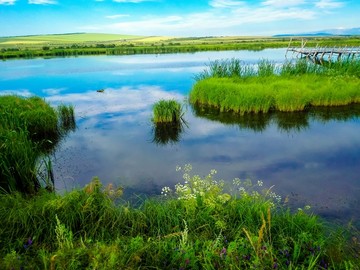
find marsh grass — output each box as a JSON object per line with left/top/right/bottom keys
{"left": 0, "top": 95, "right": 75, "bottom": 194}
{"left": 191, "top": 58, "right": 360, "bottom": 114}
{"left": 152, "top": 99, "right": 184, "bottom": 124}
{"left": 58, "top": 104, "right": 76, "bottom": 132}
{"left": 1, "top": 167, "right": 359, "bottom": 269}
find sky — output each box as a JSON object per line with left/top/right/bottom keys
{"left": 0, "top": 0, "right": 359, "bottom": 37}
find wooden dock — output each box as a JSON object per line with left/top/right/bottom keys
{"left": 285, "top": 39, "right": 360, "bottom": 63}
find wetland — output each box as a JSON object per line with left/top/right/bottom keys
{"left": 1, "top": 48, "right": 359, "bottom": 223}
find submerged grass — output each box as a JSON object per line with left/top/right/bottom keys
{"left": 191, "top": 59, "right": 360, "bottom": 114}
{"left": 0, "top": 166, "right": 359, "bottom": 269}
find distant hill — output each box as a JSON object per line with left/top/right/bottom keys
{"left": 274, "top": 27, "right": 360, "bottom": 37}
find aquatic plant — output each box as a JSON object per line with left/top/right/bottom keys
{"left": 58, "top": 104, "right": 76, "bottom": 132}
{"left": 152, "top": 99, "right": 184, "bottom": 124}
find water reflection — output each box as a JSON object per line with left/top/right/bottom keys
{"left": 191, "top": 103, "right": 360, "bottom": 133}
{"left": 152, "top": 120, "right": 188, "bottom": 145}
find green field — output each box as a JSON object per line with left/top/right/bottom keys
{"left": 1, "top": 33, "right": 360, "bottom": 59}
{"left": 0, "top": 33, "right": 145, "bottom": 45}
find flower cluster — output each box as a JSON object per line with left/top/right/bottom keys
{"left": 161, "top": 186, "right": 172, "bottom": 196}
{"left": 267, "top": 191, "right": 282, "bottom": 203}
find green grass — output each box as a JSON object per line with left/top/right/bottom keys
{"left": 58, "top": 104, "right": 76, "bottom": 132}
{"left": 0, "top": 95, "right": 75, "bottom": 194}
{"left": 190, "top": 59, "right": 360, "bottom": 114}
{"left": 0, "top": 166, "right": 359, "bottom": 269}
{"left": 152, "top": 99, "right": 184, "bottom": 124}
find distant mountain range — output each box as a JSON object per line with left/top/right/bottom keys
{"left": 274, "top": 27, "right": 360, "bottom": 37}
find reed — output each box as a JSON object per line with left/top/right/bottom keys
{"left": 152, "top": 99, "right": 183, "bottom": 124}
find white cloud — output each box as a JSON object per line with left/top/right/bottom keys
{"left": 106, "top": 14, "right": 130, "bottom": 19}
{"left": 0, "top": 0, "right": 16, "bottom": 5}
{"left": 42, "top": 87, "right": 67, "bottom": 96}
{"left": 262, "top": 0, "right": 307, "bottom": 7}
{"left": 28, "top": 0, "right": 57, "bottom": 4}
{"left": 83, "top": 5, "right": 315, "bottom": 36}
{"left": 0, "top": 89, "right": 32, "bottom": 97}
{"left": 47, "top": 86, "right": 183, "bottom": 117}
{"left": 209, "top": 0, "right": 245, "bottom": 8}
{"left": 79, "top": 0, "right": 347, "bottom": 36}
{"left": 315, "top": 0, "right": 344, "bottom": 9}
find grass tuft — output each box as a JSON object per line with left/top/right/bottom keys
{"left": 152, "top": 99, "right": 184, "bottom": 124}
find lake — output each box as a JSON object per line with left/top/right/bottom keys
{"left": 1, "top": 49, "right": 360, "bottom": 225}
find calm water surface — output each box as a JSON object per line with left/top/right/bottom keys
{"left": 1, "top": 49, "right": 360, "bottom": 224}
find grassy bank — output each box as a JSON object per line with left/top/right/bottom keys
{"left": 1, "top": 166, "right": 359, "bottom": 269}
{"left": 0, "top": 95, "right": 75, "bottom": 194}
{"left": 190, "top": 59, "right": 360, "bottom": 114}
{"left": 1, "top": 34, "right": 360, "bottom": 59}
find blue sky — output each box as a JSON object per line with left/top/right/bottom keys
{"left": 0, "top": 0, "right": 359, "bottom": 37}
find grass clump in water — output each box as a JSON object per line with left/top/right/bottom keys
{"left": 0, "top": 166, "right": 359, "bottom": 269}
{"left": 152, "top": 99, "right": 187, "bottom": 145}
{"left": 58, "top": 104, "right": 76, "bottom": 132}
{"left": 152, "top": 99, "right": 183, "bottom": 124}
{"left": 191, "top": 59, "right": 360, "bottom": 114}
